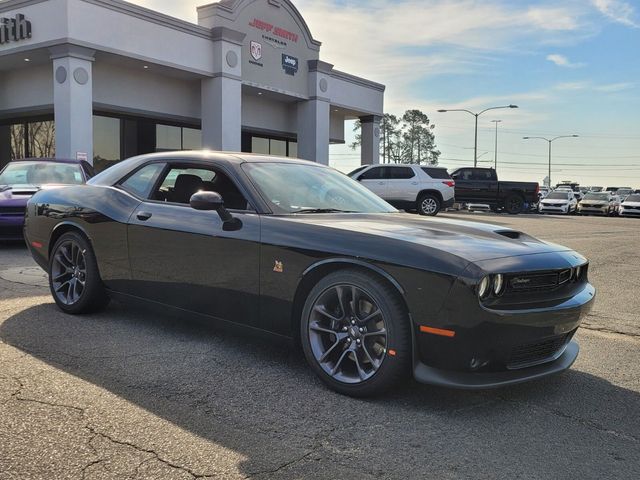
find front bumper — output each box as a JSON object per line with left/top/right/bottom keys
{"left": 0, "top": 216, "right": 26, "bottom": 240}
{"left": 414, "top": 340, "right": 579, "bottom": 389}
{"left": 411, "top": 251, "right": 595, "bottom": 389}
{"left": 578, "top": 206, "right": 609, "bottom": 215}
{"left": 620, "top": 208, "right": 640, "bottom": 216}
{"left": 539, "top": 205, "right": 569, "bottom": 213}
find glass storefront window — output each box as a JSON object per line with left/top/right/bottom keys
{"left": 252, "top": 137, "right": 269, "bottom": 155}
{"left": 270, "top": 139, "right": 286, "bottom": 156}
{"left": 28, "top": 121, "right": 55, "bottom": 158}
{"left": 10, "top": 124, "right": 25, "bottom": 159}
{"left": 156, "top": 124, "right": 182, "bottom": 151}
{"left": 93, "top": 116, "right": 121, "bottom": 173}
{"left": 288, "top": 141, "right": 297, "bottom": 158}
{"left": 248, "top": 135, "right": 297, "bottom": 157}
{"left": 182, "top": 128, "right": 202, "bottom": 150}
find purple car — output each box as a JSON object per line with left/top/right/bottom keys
{"left": 0, "top": 158, "right": 94, "bottom": 241}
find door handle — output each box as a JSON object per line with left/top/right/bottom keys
{"left": 136, "top": 211, "right": 152, "bottom": 221}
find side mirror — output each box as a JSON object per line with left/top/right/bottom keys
{"left": 190, "top": 191, "right": 234, "bottom": 223}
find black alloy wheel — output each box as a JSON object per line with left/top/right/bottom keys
{"left": 49, "top": 231, "right": 109, "bottom": 314}
{"left": 301, "top": 270, "right": 411, "bottom": 397}
{"left": 418, "top": 194, "right": 441, "bottom": 216}
{"left": 504, "top": 194, "right": 524, "bottom": 214}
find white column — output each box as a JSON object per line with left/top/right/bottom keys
{"left": 297, "top": 60, "right": 333, "bottom": 164}
{"left": 360, "top": 115, "right": 381, "bottom": 165}
{"left": 49, "top": 45, "right": 95, "bottom": 162}
{"left": 297, "top": 99, "right": 330, "bottom": 164}
{"left": 201, "top": 27, "right": 244, "bottom": 152}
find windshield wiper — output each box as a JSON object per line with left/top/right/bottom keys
{"left": 294, "top": 208, "right": 357, "bottom": 214}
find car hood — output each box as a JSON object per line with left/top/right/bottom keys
{"left": 622, "top": 201, "right": 640, "bottom": 207}
{"left": 285, "top": 213, "right": 571, "bottom": 262}
{"left": 542, "top": 199, "right": 570, "bottom": 204}
{"left": 581, "top": 200, "right": 609, "bottom": 205}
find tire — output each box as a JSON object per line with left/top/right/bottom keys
{"left": 300, "top": 270, "right": 411, "bottom": 397}
{"left": 49, "top": 231, "right": 109, "bottom": 314}
{"left": 417, "top": 194, "right": 441, "bottom": 216}
{"left": 504, "top": 194, "right": 524, "bottom": 214}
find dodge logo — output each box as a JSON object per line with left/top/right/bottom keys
{"left": 250, "top": 41, "right": 262, "bottom": 61}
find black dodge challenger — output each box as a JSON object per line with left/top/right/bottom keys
{"left": 24, "top": 152, "right": 595, "bottom": 396}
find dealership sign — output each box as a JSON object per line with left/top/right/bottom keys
{"left": 249, "top": 18, "right": 299, "bottom": 43}
{"left": 281, "top": 54, "right": 298, "bottom": 76}
{"left": 0, "top": 14, "right": 32, "bottom": 45}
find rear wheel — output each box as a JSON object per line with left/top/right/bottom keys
{"left": 417, "top": 194, "right": 441, "bottom": 216}
{"left": 301, "top": 270, "right": 411, "bottom": 397}
{"left": 504, "top": 194, "right": 524, "bottom": 214}
{"left": 49, "top": 231, "right": 109, "bottom": 314}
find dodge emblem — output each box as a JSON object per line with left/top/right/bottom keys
{"left": 250, "top": 41, "right": 262, "bottom": 61}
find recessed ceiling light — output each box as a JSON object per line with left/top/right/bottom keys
{"left": 257, "top": 92, "right": 263, "bottom": 95}
{"left": 143, "top": 65, "right": 149, "bottom": 69}
{"left": 24, "top": 58, "right": 30, "bottom": 62}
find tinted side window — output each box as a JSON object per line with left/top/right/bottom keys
{"left": 153, "top": 166, "right": 250, "bottom": 210}
{"left": 360, "top": 167, "right": 384, "bottom": 180}
{"left": 119, "top": 163, "right": 165, "bottom": 198}
{"left": 455, "top": 169, "right": 474, "bottom": 181}
{"left": 348, "top": 166, "right": 368, "bottom": 178}
{"left": 389, "top": 167, "right": 415, "bottom": 179}
{"left": 473, "top": 170, "right": 494, "bottom": 181}
{"left": 421, "top": 167, "right": 450, "bottom": 179}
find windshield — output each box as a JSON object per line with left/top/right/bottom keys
{"left": 546, "top": 192, "right": 570, "bottom": 200}
{"left": 617, "top": 189, "right": 633, "bottom": 196}
{"left": 0, "top": 162, "right": 83, "bottom": 186}
{"left": 242, "top": 162, "right": 397, "bottom": 214}
{"left": 624, "top": 195, "right": 640, "bottom": 202}
{"left": 584, "top": 193, "right": 609, "bottom": 201}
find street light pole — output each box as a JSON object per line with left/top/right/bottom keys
{"left": 522, "top": 135, "right": 579, "bottom": 187}
{"left": 438, "top": 105, "right": 518, "bottom": 167}
{"left": 491, "top": 120, "right": 502, "bottom": 170}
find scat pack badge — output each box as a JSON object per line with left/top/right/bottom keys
{"left": 273, "top": 260, "right": 284, "bottom": 273}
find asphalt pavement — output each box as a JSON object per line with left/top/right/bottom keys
{"left": 0, "top": 212, "right": 638, "bottom": 479}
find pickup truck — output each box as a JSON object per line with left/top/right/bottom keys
{"left": 449, "top": 167, "right": 539, "bottom": 214}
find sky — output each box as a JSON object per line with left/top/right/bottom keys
{"left": 133, "top": 0, "right": 639, "bottom": 188}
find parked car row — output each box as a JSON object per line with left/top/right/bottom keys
{"left": 538, "top": 186, "right": 639, "bottom": 217}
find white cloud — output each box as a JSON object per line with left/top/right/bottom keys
{"left": 592, "top": 0, "right": 639, "bottom": 28}
{"left": 593, "top": 82, "right": 635, "bottom": 92}
{"left": 546, "top": 54, "right": 586, "bottom": 68}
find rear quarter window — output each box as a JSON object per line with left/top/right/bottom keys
{"left": 421, "top": 167, "right": 451, "bottom": 179}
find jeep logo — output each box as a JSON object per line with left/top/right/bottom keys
{"left": 0, "top": 14, "right": 32, "bottom": 45}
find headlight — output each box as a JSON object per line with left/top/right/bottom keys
{"left": 478, "top": 276, "right": 491, "bottom": 298}
{"left": 493, "top": 274, "right": 505, "bottom": 296}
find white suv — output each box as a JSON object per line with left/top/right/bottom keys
{"left": 349, "top": 164, "right": 455, "bottom": 216}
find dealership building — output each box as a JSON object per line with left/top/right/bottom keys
{"left": 0, "top": 0, "right": 385, "bottom": 171}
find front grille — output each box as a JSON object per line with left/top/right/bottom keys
{"left": 507, "top": 334, "right": 570, "bottom": 369}
{"left": 544, "top": 203, "right": 563, "bottom": 207}
{"left": 508, "top": 269, "right": 572, "bottom": 292}
{"left": 0, "top": 207, "right": 26, "bottom": 216}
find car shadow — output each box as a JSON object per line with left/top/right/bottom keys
{"left": 1, "top": 302, "right": 639, "bottom": 478}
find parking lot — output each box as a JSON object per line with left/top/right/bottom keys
{"left": 0, "top": 212, "right": 638, "bottom": 480}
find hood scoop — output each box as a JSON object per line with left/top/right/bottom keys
{"left": 495, "top": 230, "right": 522, "bottom": 240}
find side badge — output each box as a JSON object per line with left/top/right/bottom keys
{"left": 273, "top": 260, "right": 284, "bottom": 273}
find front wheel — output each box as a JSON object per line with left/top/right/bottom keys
{"left": 301, "top": 270, "right": 411, "bottom": 397}
{"left": 417, "top": 194, "right": 441, "bottom": 216}
{"left": 49, "top": 231, "right": 109, "bottom": 314}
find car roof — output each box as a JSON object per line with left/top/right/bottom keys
{"left": 11, "top": 157, "right": 83, "bottom": 165}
